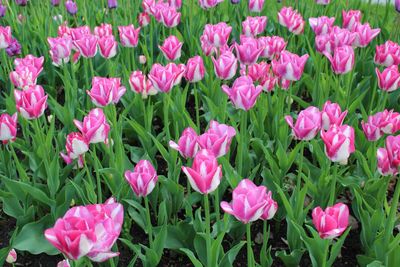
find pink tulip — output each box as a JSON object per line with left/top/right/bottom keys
{"left": 74, "top": 108, "right": 110, "bottom": 145}
{"left": 118, "top": 25, "right": 141, "bottom": 47}
{"left": 321, "top": 101, "right": 348, "bottom": 130}
{"left": 58, "top": 24, "right": 72, "bottom": 38}
{"left": 386, "top": 135, "right": 400, "bottom": 170}
{"left": 260, "top": 73, "right": 277, "bottom": 92}
{"left": 315, "top": 34, "right": 333, "bottom": 54}
{"left": 142, "top": 0, "right": 155, "bottom": 13}
{"left": 60, "top": 132, "right": 89, "bottom": 164}
{"left": 94, "top": 23, "right": 113, "bottom": 38}
{"left": 6, "top": 249, "right": 17, "bottom": 263}
{"left": 222, "top": 75, "right": 263, "bottom": 110}
{"left": 14, "top": 85, "right": 48, "bottom": 120}
{"left": 73, "top": 34, "right": 98, "bottom": 58}
{"left": 57, "top": 260, "right": 71, "bottom": 267}
{"left": 149, "top": 63, "right": 182, "bottom": 93}
{"left": 258, "top": 36, "right": 287, "bottom": 60}
{"left": 377, "top": 147, "right": 398, "bottom": 176}
{"left": 260, "top": 190, "right": 278, "bottom": 220}
{"left": 125, "top": 160, "right": 158, "bottom": 197}
{"left": 98, "top": 36, "right": 118, "bottom": 59}
{"left": 14, "top": 54, "right": 44, "bottom": 73}
{"left": 201, "top": 22, "right": 232, "bottom": 49}
{"left": 168, "top": 0, "right": 182, "bottom": 9}
{"left": 48, "top": 37, "right": 73, "bottom": 66}
{"left": 10, "top": 65, "right": 40, "bottom": 89}
{"left": 374, "top": 41, "right": 400, "bottom": 67}
{"left": 150, "top": 2, "right": 167, "bottom": 22}
{"left": 272, "top": 50, "right": 309, "bottom": 81}
{"left": 329, "top": 26, "right": 356, "bottom": 50}
{"left": 248, "top": 61, "right": 270, "bottom": 82}
{"left": 312, "top": 203, "right": 349, "bottom": 239}
{"left": 138, "top": 12, "right": 150, "bottom": 27}
{"left": 277, "top": 7, "right": 305, "bottom": 35}
{"left": 0, "top": 26, "right": 11, "bottom": 49}
{"left": 278, "top": 77, "right": 291, "bottom": 90}
{"left": 242, "top": 16, "right": 267, "bottom": 37}
{"left": 321, "top": 124, "right": 355, "bottom": 164}
{"left": 166, "top": 62, "right": 186, "bottom": 85}
{"left": 249, "top": 0, "right": 265, "bottom": 12}
{"left": 309, "top": 16, "right": 335, "bottom": 36}
{"left": 342, "top": 10, "right": 362, "bottom": 31}
{"left": 362, "top": 110, "right": 400, "bottom": 141}
{"left": 159, "top": 35, "right": 183, "bottom": 61}
{"left": 235, "top": 36, "right": 263, "bottom": 65}
{"left": 182, "top": 149, "right": 222, "bottom": 194}
{"left": 185, "top": 55, "right": 205, "bottom": 82}
{"left": 70, "top": 26, "right": 91, "bottom": 41}
{"left": 129, "top": 70, "right": 157, "bottom": 98}
{"left": 324, "top": 45, "right": 355, "bottom": 75}
{"left": 0, "top": 113, "right": 17, "bottom": 144}
{"left": 87, "top": 77, "right": 126, "bottom": 107}
{"left": 352, "top": 23, "right": 380, "bottom": 48}
{"left": 45, "top": 198, "right": 123, "bottom": 262}
{"left": 315, "top": 0, "right": 330, "bottom": 4}
{"left": 160, "top": 6, "right": 181, "bottom": 28}
{"left": 198, "top": 120, "right": 236, "bottom": 158}
{"left": 376, "top": 65, "right": 400, "bottom": 92}
{"left": 285, "top": 106, "right": 321, "bottom": 140}
{"left": 198, "top": 0, "right": 223, "bottom": 9}
{"left": 212, "top": 50, "right": 238, "bottom": 80}
{"left": 169, "top": 127, "right": 199, "bottom": 158}
{"left": 221, "top": 179, "right": 268, "bottom": 224}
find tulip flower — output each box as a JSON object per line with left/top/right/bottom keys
{"left": 342, "top": 10, "right": 361, "bottom": 31}
{"left": 277, "top": 7, "right": 305, "bottom": 35}
{"left": 198, "top": 0, "right": 224, "bottom": 9}
{"left": 0, "top": 26, "right": 12, "bottom": 49}
{"left": 321, "top": 124, "right": 355, "bottom": 164}
{"left": 361, "top": 115, "right": 384, "bottom": 141}
{"left": 396, "top": 0, "right": 400, "bottom": 12}
{"left": 272, "top": 50, "right": 309, "bottom": 81}
{"left": 375, "top": 65, "right": 400, "bottom": 92}
{"left": 260, "top": 191, "right": 278, "bottom": 220}
{"left": 201, "top": 22, "right": 232, "bottom": 49}
{"left": 74, "top": 108, "right": 110, "bottom": 145}
{"left": 352, "top": 23, "right": 380, "bottom": 48}
{"left": 242, "top": 16, "right": 267, "bottom": 37}
{"left": 57, "top": 260, "right": 71, "bottom": 267}
{"left": 129, "top": 71, "right": 157, "bottom": 98}
{"left": 6, "top": 249, "right": 17, "bottom": 264}
{"left": 321, "top": 101, "right": 348, "bottom": 130}
{"left": 45, "top": 198, "right": 123, "bottom": 262}
{"left": 14, "top": 85, "right": 48, "bottom": 120}
{"left": 118, "top": 25, "right": 141, "bottom": 47}
{"left": 315, "top": 34, "right": 332, "bottom": 54}
{"left": 212, "top": 50, "right": 238, "bottom": 80}
{"left": 14, "top": 54, "right": 44, "bottom": 72}
{"left": 285, "top": 106, "right": 322, "bottom": 140}
{"left": 15, "top": 0, "right": 28, "bottom": 5}
{"left": 221, "top": 179, "right": 268, "bottom": 224}
{"left": 51, "top": 0, "right": 60, "bottom": 6}
{"left": 235, "top": 36, "right": 263, "bottom": 65}
{"left": 182, "top": 149, "right": 222, "bottom": 194}
{"left": 168, "top": 0, "right": 182, "bottom": 9}
{"left": 148, "top": 63, "right": 185, "bottom": 93}
{"left": 60, "top": 132, "right": 89, "bottom": 164}
{"left": 48, "top": 37, "right": 73, "bottom": 66}
{"left": 309, "top": 16, "right": 335, "bottom": 36}
{"left": 248, "top": 0, "right": 265, "bottom": 12}
{"left": 73, "top": 34, "right": 98, "bottom": 58}
{"left": 108, "top": 0, "right": 117, "bottom": 8}
{"left": 185, "top": 55, "right": 205, "bottom": 82}
{"left": 139, "top": 55, "right": 147, "bottom": 64}
{"left": 329, "top": 26, "right": 356, "bottom": 49}
{"left": 222, "top": 75, "right": 263, "bottom": 111}
{"left": 142, "top": 0, "right": 155, "bottom": 13}
{"left": 125, "top": 160, "right": 158, "bottom": 197}
{"left": 374, "top": 40, "right": 400, "bottom": 67}
{"left": 0, "top": 4, "right": 6, "bottom": 17}
{"left": 362, "top": 110, "right": 400, "bottom": 141}
{"left": 258, "top": 36, "right": 286, "bottom": 60}
{"left": 316, "top": 0, "right": 330, "bottom": 4}
{"left": 247, "top": 61, "right": 270, "bottom": 82}
{"left": 159, "top": 35, "right": 183, "bottom": 61}
{"left": 65, "top": 0, "right": 77, "bottom": 15}
{"left": 198, "top": 120, "right": 236, "bottom": 158}
{"left": 160, "top": 6, "right": 181, "bottom": 28}
{"left": 70, "top": 26, "right": 91, "bottom": 41}
{"left": 0, "top": 113, "right": 18, "bottom": 144}
{"left": 94, "top": 23, "right": 113, "bottom": 38}
{"left": 169, "top": 127, "right": 199, "bottom": 158}
{"left": 385, "top": 135, "right": 400, "bottom": 170}
{"left": 6, "top": 38, "right": 21, "bottom": 57}
{"left": 377, "top": 147, "right": 398, "bottom": 176}
{"left": 260, "top": 73, "right": 277, "bottom": 92}
{"left": 138, "top": 12, "right": 150, "bottom": 27}
{"left": 98, "top": 36, "right": 118, "bottom": 59}
{"left": 324, "top": 45, "right": 355, "bottom": 75}
{"left": 312, "top": 203, "right": 349, "bottom": 239}
{"left": 87, "top": 77, "right": 126, "bottom": 107}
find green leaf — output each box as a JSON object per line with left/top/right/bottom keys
{"left": 219, "top": 241, "right": 246, "bottom": 267}
{"left": 180, "top": 248, "right": 204, "bottom": 267}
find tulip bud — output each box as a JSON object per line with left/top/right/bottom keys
{"left": 65, "top": 0, "right": 77, "bottom": 15}
{"left": 285, "top": 106, "right": 321, "bottom": 140}
{"left": 159, "top": 35, "right": 183, "bottom": 61}
{"left": 185, "top": 55, "right": 205, "bottom": 83}
{"left": 321, "top": 124, "right": 355, "bottom": 165}
{"left": 125, "top": 160, "right": 158, "bottom": 197}
{"left": 6, "top": 249, "right": 17, "bottom": 263}
{"left": 312, "top": 203, "right": 349, "bottom": 239}
{"left": 324, "top": 45, "right": 355, "bottom": 75}
{"left": 129, "top": 70, "right": 157, "bottom": 98}
{"left": 321, "top": 101, "right": 348, "bottom": 130}
{"left": 14, "top": 85, "right": 48, "bottom": 120}
{"left": 375, "top": 65, "right": 400, "bottom": 92}
{"left": 198, "top": 120, "right": 236, "bottom": 158}
{"left": 0, "top": 113, "right": 18, "bottom": 144}
{"left": 272, "top": 50, "right": 309, "bottom": 81}
{"left": 212, "top": 50, "right": 238, "bottom": 80}
{"left": 118, "top": 25, "right": 140, "bottom": 47}
{"left": 169, "top": 127, "right": 199, "bottom": 158}
{"left": 87, "top": 77, "right": 126, "bottom": 107}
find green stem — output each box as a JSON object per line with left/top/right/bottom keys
{"left": 246, "top": 223, "right": 254, "bottom": 267}
{"left": 328, "top": 164, "right": 337, "bottom": 206}
{"left": 321, "top": 240, "right": 330, "bottom": 267}
{"left": 144, "top": 197, "right": 154, "bottom": 248}
{"left": 204, "top": 194, "right": 212, "bottom": 267}
{"left": 297, "top": 142, "right": 305, "bottom": 189}
{"left": 214, "top": 189, "right": 220, "bottom": 225}
{"left": 238, "top": 111, "right": 248, "bottom": 177}
{"left": 194, "top": 84, "right": 200, "bottom": 131}
{"left": 93, "top": 146, "right": 102, "bottom": 203}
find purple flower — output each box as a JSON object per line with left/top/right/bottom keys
{"left": 15, "top": 0, "right": 28, "bottom": 6}
{"left": 51, "top": 0, "right": 60, "bottom": 6}
{"left": 6, "top": 38, "right": 21, "bottom": 57}
{"left": 65, "top": 0, "right": 77, "bottom": 15}
{"left": 396, "top": 0, "right": 400, "bottom": 13}
{"left": 108, "top": 0, "right": 117, "bottom": 8}
{"left": 0, "top": 4, "right": 6, "bottom": 17}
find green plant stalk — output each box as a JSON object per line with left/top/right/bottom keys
{"left": 238, "top": 110, "right": 248, "bottom": 177}
{"left": 214, "top": 188, "right": 220, "bottom": 225}
{"left": 93, "top": 146, "right": 102, "bottom": 203}
{"left": 328, "top": 164, "right": 337, "bottom": 206}
{"left": 204, "top": 194, "right": 212, "bottom": 267}
{"left": 321, "top": 239, "right": 330, "bottom": 267}
{"left": 247, "top": 223, "right": 254, "bottom": 267}
{"left": 144, "top": 197, "right": 154, "bottom": 248}
{"left": 194, "top": 84, "right": 200, "bottom": 131}
{"left": 297, "top": 142, "right": 305, "bottom": 189}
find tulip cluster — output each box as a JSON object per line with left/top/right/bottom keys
{"left": 377, "top": 135, "right": 400, "bottom": 176}
{"left": 144, "top": 0, "right": 181, "bottom": 28}
{"left": 362, "top": 110, "right": 400, "bottom": 141}
{"left": 278, "top": 7, "right": 305, "bottom": 35}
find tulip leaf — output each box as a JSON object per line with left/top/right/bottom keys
{"left": 219, "top": 241, "right": 246, "bottom": 267}
{"left": 180, "top": 248, "right": 204, "bottom": 267}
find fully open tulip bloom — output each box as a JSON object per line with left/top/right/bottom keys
{"left": 65, "top": 0, "right": 77, "bottom": 15}
{"left": 45, "top": 198, "right": 123, "bottom": 262}
{"left": 374, "top": 41, "right": 400, "bottom": 67}
{"left": 376, "top": 65, "right": 400, "bottom": 92}
{"left": 70, "top": 26, "right": 91, "bottom": 41}
{"left": 321, "top": 101, "right": 348, "bottom": 130}
{"left": 362, "top": 110, "right": 400, "bottom": 141}
{"left": 198, "top": 120, "right": 236, "bottom": 158}
{"left": 73, "top": 34, "right": 98, "bottom": 58}
{"left": 129, "top": 71, "right": 157, "bottom": 98}
{"left": 321, "top": 124, "right": 355, "bottom": 164}
{"left": 159, "top": 35, "right": 183, "bottom": 61}
{"left": 199, "top": 0, "right": 223, "bottom": 9}
{"left": 149, "top": 63, "right": 184, "bottom": 92}
{"left": 0, "top": 113, "right": 17, "bottom": 144}
{"left": 74, "top": 108, "right": 110, "bottom": 144}
{"left": 160, "top": 7, "right": 181, "bottom": 28}
{"left": 48, "top": 37, "right": 73, "bottom": 66}
{"left": 221, "top": 179, "right": 268, "bottom": 224}
{"left": 185, "top": 56, "right": 205, "bottom": 82}
{"left": 377, "top": 147, "right": 398, "bottom": 176}
{"left": 125, "top": 160, "right": 158, "bottom": 197}
{"left": 6, "top": 249, "right": 17, "bottom": 264}
{"left": 201, "top": 22, "right": 232, "bottom": 49}
{"left": 247, "top": 61, "right": 270, "bottom": 82}
{"left": 242, "top": 16, "right": 267, "bottom": 37}
{"left": 309, "top": 16, "right": 335, "bottom": 36}
{"left": 258, "top": 36, "right": 286, "bottom": 60}
{"left": 0, "top": 26, "right": 11, "bottom": 49}
{"left": 325, "top": 45, "right": 355, "bottom": 75}
{"left": 285, "top": 106, "right": 322, "bottom": 140}
{"left": 14, "top": 85, "right": 48, "bottom": 119}
{"left": 98, "top": 36, "right": 118, "bottom": 59}
{"left": 212, "top": 50, "right": 238, "bottom": 80}
{"left": 278, "top": 7, "right": 305, "bottom": 35}
{"left": 249, "top": 0, "right": 265, "bottom": 12}
{"left": 169, "top": 127, "right": 199, "bottom": 158}
{"left": 14, "top": 54, "right": 44, "bottom": 72}
{"left": 272, "top": 50, "right": 309, "bottom": 81}
{"left": 352, "top": 23, "right": 380, "bottom": 48}
{"left": 342, "top": 10, "right": 361, "bottom": 31}
{"left": 235, "top": 36, "right": 263, "bottom": 65}
{"left": 182, "top": 149, "right": 222, "bottom": 194}
{"left": 118, "top": 25, "right": 140, "bottom": 47}
{"left": 222, "top": 75, "right": 263, "bottom": 110}
{"left": 312, "top": 203, "right": 349, "bottom": 239}
{"left": 87, "top": 77, "right": 126, "bottom": 107}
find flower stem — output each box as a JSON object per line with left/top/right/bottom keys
{"left": 238, "top": 110, "right": 248, "bottom": 177}
{"left": 194, "top": 84, "right": 200, "bottom": 131}
{"left": 144, "top": 197, "right": 153, "bottom": 248}
{"left": 246, "top": 223, "right": 254, "bottom": 267}
{"left": 204, "top": 194, "right": 212, "bottom": 267}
